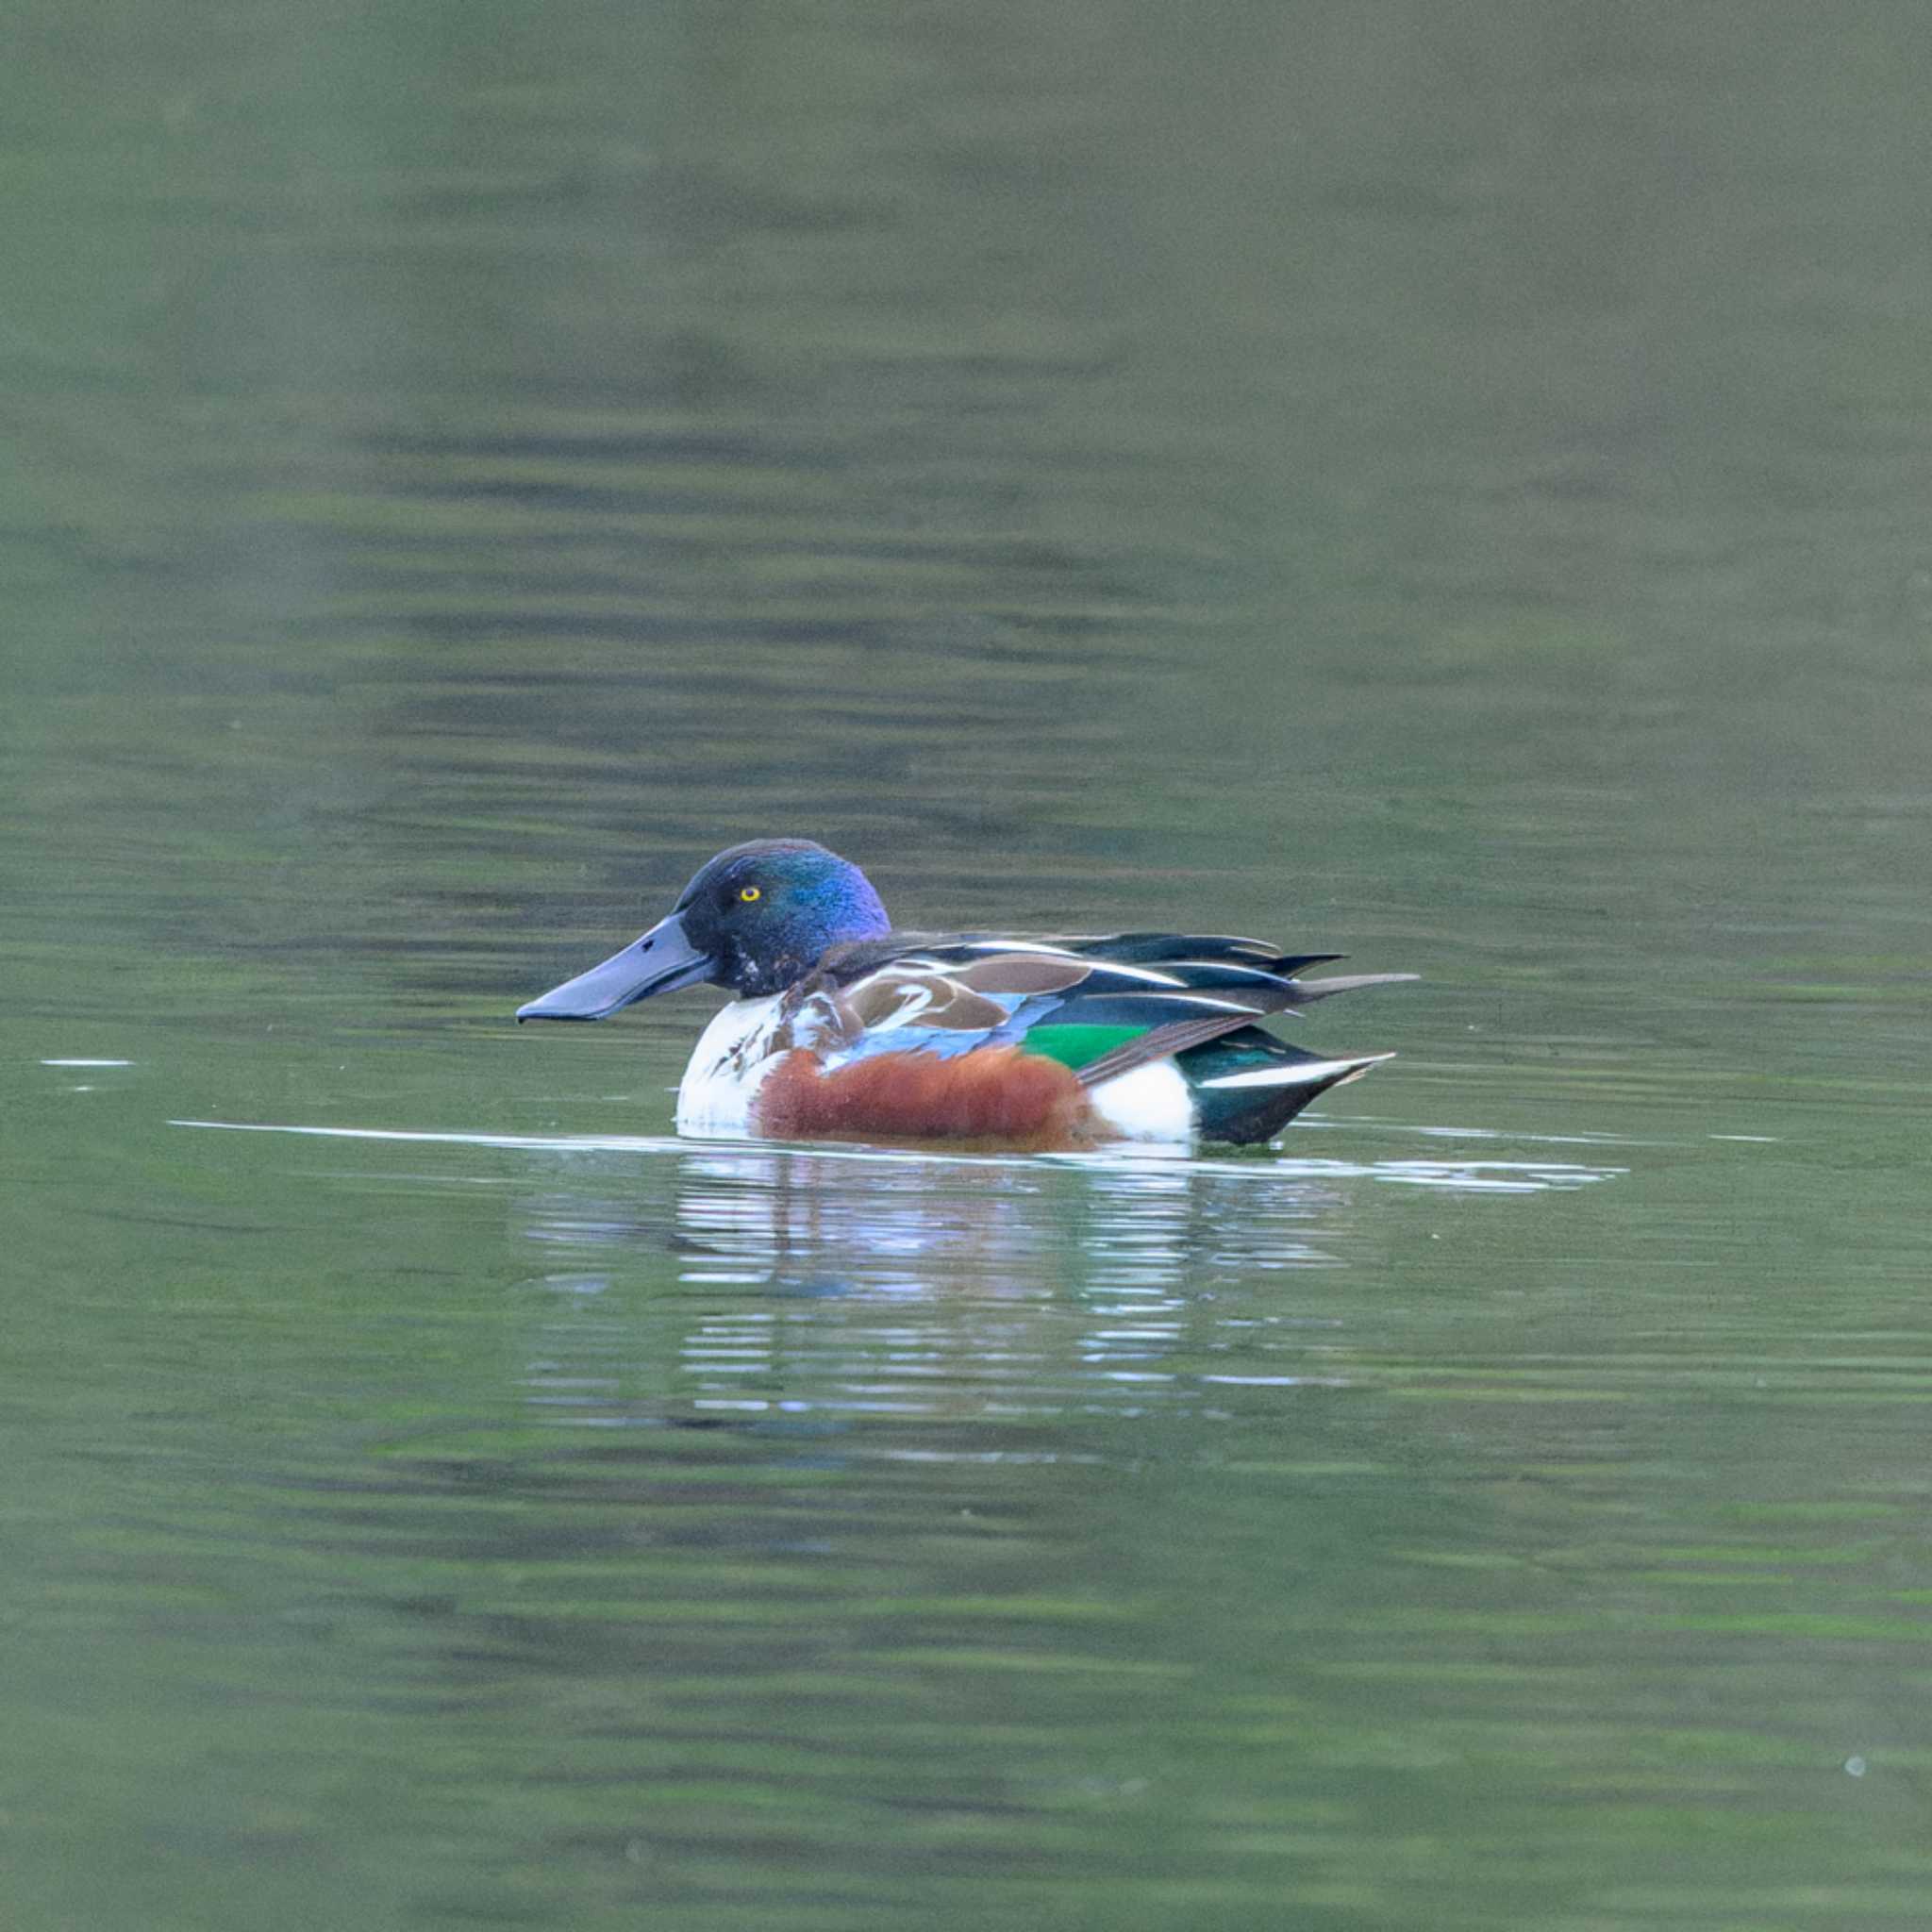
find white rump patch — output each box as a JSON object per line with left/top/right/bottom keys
{"left": 1087, "top": 1061, "right": 1194, "bottom": 1141}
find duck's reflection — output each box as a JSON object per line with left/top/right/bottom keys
{"left": 512, "top": 1144, "right": 1361, "bottom": 1437}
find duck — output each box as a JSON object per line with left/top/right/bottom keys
{"left": 516, "top": 838, "right": 1411, "bottom": 1149}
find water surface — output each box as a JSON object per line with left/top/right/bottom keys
{"left": 6, "top": 4, "right": 1930, "bottom": 1927}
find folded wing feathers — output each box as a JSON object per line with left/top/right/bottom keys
{"left": 828, "top": 936, "right": 1411, "bottom": 1077}
{"left": 1074, "top": 1012, "right": 1264, "bottom": 1089}
{"left": 1287, "top": 971, "right": 1420, "bottom": 1003}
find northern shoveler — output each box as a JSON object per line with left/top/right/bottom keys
{"left": 517, "top": 839, "right": 1411, "bottom": 1149}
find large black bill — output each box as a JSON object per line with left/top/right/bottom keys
{"left": 516, "top": 911, "right": 713, "bottom": 1022}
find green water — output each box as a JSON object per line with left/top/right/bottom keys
{"left": 6, "top": 4, "right": 1931, "bottom": 1927}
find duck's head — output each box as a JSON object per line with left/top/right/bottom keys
{"left": 517, "top": 838, "right": 891, "bottom": 1021}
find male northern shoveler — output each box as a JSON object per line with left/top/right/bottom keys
{"left": 517, "top": 839, "right": 1411, "bottom": 1149}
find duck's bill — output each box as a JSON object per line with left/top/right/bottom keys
{"left": 516, "top": 911, "right": 713, "bottom": 1022}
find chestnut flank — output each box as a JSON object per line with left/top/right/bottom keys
{"left": 755, "top": 1047, "right": 1096, "bottom": 1149}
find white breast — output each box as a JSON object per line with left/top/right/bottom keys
{"left": 675, "top": 995, "right": 785, "bottom": 1136}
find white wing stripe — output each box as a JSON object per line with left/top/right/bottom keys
{"left": 958, "top": 940, "right": 1083, "bottom": 957}
{"left": 1149, "top": 993, "right": 1274, "bottom": 1013}
{"left": 1198, "top": 1054, "right": 1392, "bottom": 1090}
{"left": 1081, "top": 961, "right": 1185, "bottom": 986}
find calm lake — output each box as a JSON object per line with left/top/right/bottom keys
{"left": 6, "top": 4, "right": 1930, "bottom": 1927}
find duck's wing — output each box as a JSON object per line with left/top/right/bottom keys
{"left": 812, "top": 933, "right": 1413, "bottom": 1076}
{"left": 836, "top": 930, "right": 1341, "bottom": 980}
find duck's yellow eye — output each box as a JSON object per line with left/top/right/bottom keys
{"left": 738, "top": 885, "right": 761, "bottom": 903}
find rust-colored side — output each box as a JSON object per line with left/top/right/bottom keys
{"left": 755, "top": 1047, "right": 1097, "bottom": 1150}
